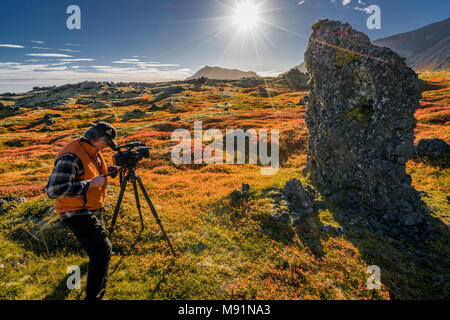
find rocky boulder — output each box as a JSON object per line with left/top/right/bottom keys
{"left": 281, "top": 68, "right": 309, "bottom": 90}
{"left": 302, "top": 19, "right": 427, "bottom": 228}
{"left": 79, "top": 81, "right": 99, "bottom": 90}
{"left": 415, "top": 138, "right": 450, "bottom": 161}
{"left": 282, "top": 178, "right": 316, "bottom": 215}
{"left": 152, "top": 86, "right": 184, "bottom": 103}
{"left": 0, "top": 104, "right": 21, "bottom": 119}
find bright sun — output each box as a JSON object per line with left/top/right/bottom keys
{"left": 233, "top": 1, "right": 260, "bottom": 30}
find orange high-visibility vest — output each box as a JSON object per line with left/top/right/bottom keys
{"left": 54, "top": 138, "right": 108, "bottom": 214}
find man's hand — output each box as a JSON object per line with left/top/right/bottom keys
{"left": 107, "top": 165, "right": 120, "bottom": 179}
{"left": 89, "top": 176, "right": 106, "bottom": 188}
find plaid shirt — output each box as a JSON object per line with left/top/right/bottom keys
{"left": 46, "top": 139, "right": 103, "bottom": 220}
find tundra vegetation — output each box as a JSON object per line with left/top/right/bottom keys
{"left": 0, "top": 71, "right": 448, "bottom": 300}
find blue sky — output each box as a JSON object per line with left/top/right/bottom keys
{"left": 0, "top": 0, "right": 449, "bottom": 93}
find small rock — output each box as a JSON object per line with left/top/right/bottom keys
{"left": 151, "top": 122, "right": 177, "bottom": 132}
{"left": 415, "top": 138, "right": 450, "bottom": 160}
{"left": 0, "top": 196, "right": 26, "bottom": 214}
{"left": 230, "top": 183, "right": 250, "bottom": 205}
{"left": 40, "top": 126, "right": 53, "bottom": 132}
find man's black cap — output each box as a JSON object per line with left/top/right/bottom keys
{"left": 91, "top": 121, "right": 118, "bottom": 150}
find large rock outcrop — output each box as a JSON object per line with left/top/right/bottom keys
{"left": 302, "top": 19, "right": 427, "bottom": 228}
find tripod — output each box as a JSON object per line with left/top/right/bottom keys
{"left": 106, "top": 166, "right": 176, "bottom": 257}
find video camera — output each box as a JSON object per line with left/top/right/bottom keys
{"left": 112, "top": 141, "right": 150, "bottom": 168}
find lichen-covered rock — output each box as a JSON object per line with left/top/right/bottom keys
{"left": 303, "top": 19, "right": 426, "bottom": 227}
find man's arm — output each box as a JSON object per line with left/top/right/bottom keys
{"left": 46, "top": 153, "right": 89, "bottom": 199}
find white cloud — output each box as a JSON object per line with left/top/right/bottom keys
{"left": 0, "top": 60, "right": 192, "bottom": 91}
{"left": 59, "top": 58, "right": 94, "bottom": 62}
{"left": 32, "top": 46, "right": 53, "bottom": 50}
{"left": 31, "top": 46, "right": 81, "bottom": 53}
{"left": 31, "top": 40, "right": 45, "bottom": 44}
{"left": 40, "top": 66, "right": 68, "bottom": 71}
{"left": 59, "top": 48, "right": 81, "bottom": 53}
{"left": 334, "top": 0, "right": 369, "bottom": 12}
{"left": 64, "top": 43, "right": 84, "bottom": 47}
{"left": 352, "top": 6, "right": 371, "bottom": 13}
{"left": 298, "top": 1, "right": 305, "bottom": 5}
{"left": 112, "top": 59, "right": 140, "bottom": 64}
{"left": 0, "top": 44, "right": 25, "bottom": 48}
{"left": 112, "top": 59, "right": 180, "bottom": 68}
{"left": 27, "top": 53, "right": 73, "bottom": 58}
{"left": 341, "top": 0, "right": 366, "bottom": 5}
{"left": 140, "top": 63, "right": 181, "bottom": 67}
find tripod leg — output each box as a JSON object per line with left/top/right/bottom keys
{"left": 132, "top": 179, "right": 145, "bottom": 232}
{"left": 135, "top": 175, "right": 176, "bottom": 257}
{"left": 109, "top": 175, "right": 129, "bottom": 234}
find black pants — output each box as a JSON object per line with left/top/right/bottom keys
{"left": 63, "top": 212, "right": 112, "bottom": 300}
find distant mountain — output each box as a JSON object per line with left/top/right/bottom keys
{"left": 373, "top": 17, "right": 450, "bottom": 72}
{"left": 186, "top": 66, "right": 259, "bottom": 80}
{"left": 292, "top": 62, "right": 307, "bottom": 73}
{"left": 281, "top": 62, "right": 307, "bottom": 77}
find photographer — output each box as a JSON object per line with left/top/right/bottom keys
{"left": 45, "top": 122, "right": 120, "bottom": 300}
